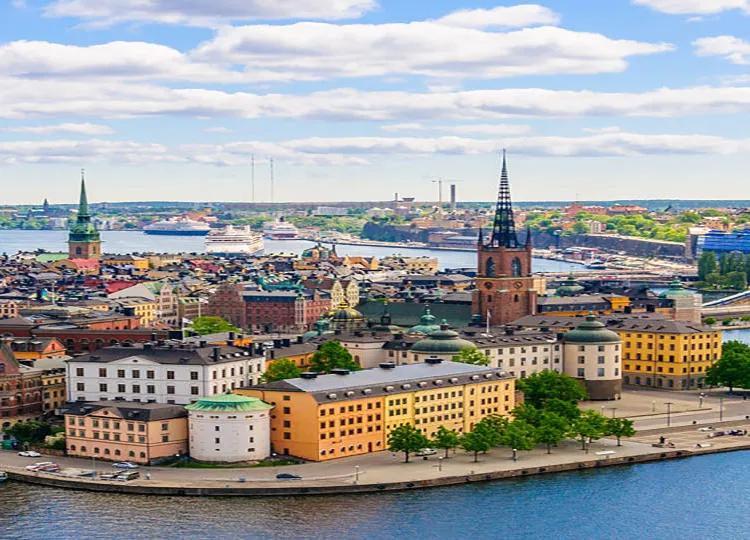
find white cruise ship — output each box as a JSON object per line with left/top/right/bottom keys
{"left": 144, "top": 217, "right": 211, "bottom": 236}
{"left": 205, "top": 225, "right": 264, "bottom": 255}
{"left": 262, "top": 219, "right": 299, "bottom": 240}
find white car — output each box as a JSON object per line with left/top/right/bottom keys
{"left": 416, "top": 448, "right": 438, "bottom": 457}
{"left": 112, "top": 462, "right": 139, "bottom": 469}
{"left": 18, "top": 451, "right": 41, "bottom": 458}
{"left": 25, "top": 461, "right": 55, "bottom": 471}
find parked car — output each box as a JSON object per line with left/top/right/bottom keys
{"left": 416, "top": 448, "right": 437, "bottom": 457}
{"left": 112, "top": 462, "right": 139, "bottom": 469}
{"left": 99, "top": 472, "right": 119, "bottom": 480}
{"left": 275, "top": 472, "right": 302, "bottom": 480}
{"left": 114, "top": 471, "right": 140, "bottom": 481}
{"left": 18, "top": 451, "right": 41, "bottom": 458}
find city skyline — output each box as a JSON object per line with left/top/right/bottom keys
{"left": 2, "top": 1, "right": 750, "bottom": 203}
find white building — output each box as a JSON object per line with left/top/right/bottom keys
{"left": 562, "top": 316, "right": 622, "bottom": 400}
{"left": 186, "top": 394, "right": 272, "bottom": 462}
{"left": 66, "top": 342, "right": 266, "bottom": 405}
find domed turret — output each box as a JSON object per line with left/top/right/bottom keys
{"left": 411, "top": 323, "right": 476, "bottom": 356}
{"left": 563, "top": 315, "right": 620, "bottom": 344}
{"left": 408, "top": 305, "right": 441, "bottom": 335}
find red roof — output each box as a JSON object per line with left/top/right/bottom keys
{"left": 105, "top": 281, "right": 139, "bottom": 294}
{"left": 68, "top": 259, "right": 100, "bottom": 270}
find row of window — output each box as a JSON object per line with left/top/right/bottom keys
{"left": 69, "top": 445, "right": 146, "bottom": 459}
{"left": 625, "top": 364, "right": 706, "bottom": 373}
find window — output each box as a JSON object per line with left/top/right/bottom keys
{"left": 117, "top": 384, "right": 126, "bottom": 393}
{"left": 190, "top": 371, "right": 199, "bottom": 380}
{"left": 147, "top": 370, "right": 155, "bottom": 379}
{"left": 191, "top": 387, "right": 199, "bottom": 395}
{"left": 597, "top": 368, "right": 605, "bottom": 377}
{"left": 577, "top": 368, "right": 585, "bottom": 377}
{"left": 76, "top": 367, "right": 84, "bottom": 376}
{"left": 132, "top": 385, "right": 141, "bottom": 393}
{"left": 132, "top": 370, "right": 140, "bottom": 378}
{"left": 98, "top": 368, "right": 107, "bottom": 377}
{"left": 76, "top": 382, "right": 84, "bottom": 391}
{"left": 161, "top": 423, "right": 169, "bottom": 431}
{"left": 99, "top": 383, "right": 107, "bottom": 392}
{"left": 167, "top": 371, "right": 175, "bottom": 380}
{"left": 147, "top": 385, "right": 155, "bottom": 394}
{"left": 598, "top": 356, "right": 606, "bottom": 364}
{"left": 117, "top": 369, "right": 125, "bottom": 378}
{"left": 161, "top": 435, "right": 169, "bottom": 442}
{"left": 167, "top": 386, "right": 175, "bottom": 395}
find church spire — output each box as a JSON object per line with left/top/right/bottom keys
{"left": 78, "top": 168, "right": 90, "bottom": 218}
{"left": 489, "top": 150, "right": 519, "bottom": 248}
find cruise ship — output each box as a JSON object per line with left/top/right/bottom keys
{"left": 144, "top": 217, "right": 211, "bottom": 236}
{"left": 262, "top": 219, "right": 299, "bottom": 240}
{"left": 205, "top": 225, "right": 264, "bottom": 255}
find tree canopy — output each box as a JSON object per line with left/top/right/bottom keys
{"left": 310, "top": 341, "right": 360, "bottom": 373}
{"left": 500, "top": 420, "right": 537, "bottom": 458}
{"left": 431, "top": 426, "right": 461, "bottom": 458}
{"left": 706, "top": 340, "right": 750, "bottom": 392}
{"left": 452, "top": 348, "right": 490, "bottom": 366}
{"left": 606, "top": 417, "right": 636, "bottom": 446}
{"left": 534, "top": 411, "right": 570, "bottom": 454}
{"left": 261, "top": 358, "right": 302, "bottom": 383}
{"left": 569, "top": 410, "right": 610, "bottom": 450}
{"left": 517, "top": 370, "right": 588, "bottom": 409}
{"left": 3, "top": 420, "right": 51, "bottom": 445}
{"left": 388, "top": 424, "right": 431, "bottom": 463}
{"left": 189, "top": 316, "right": 239, "bottom": 336}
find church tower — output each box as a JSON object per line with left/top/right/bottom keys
{"left": 68, "top": 170, "right": 101, "bottom": 260}
{"left": 472, "top": 152, "right": 536, "bottom": 325}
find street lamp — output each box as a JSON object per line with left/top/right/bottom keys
{"left": 607, "top": 407, "right": 617, "bottom": 419}
{"left": 354, "top": 465, "right": 360, "bottom": 484}
{"left": 699, "top": 393, "right": 705, "bottom": 409}
{"left": 512, "top": 448, "right": 518, "bottom": 461}
{"left": 720, "top": 397, "right": 724, "bottom": 421}
{"left": 665, "top": 402, "right": 674, "bottom": 427}
{"left": 652, "top": 400, "right": 656, "bottom": 413}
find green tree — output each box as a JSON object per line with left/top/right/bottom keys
{"left": 500, "top": 420, "right": 537, "bottom": 459}
{"left": 517, "top": 370, "right": 588, "bottom": 409}
{"left": 704, "top": 317, "right": 717, "bottom": 326}
{"left": 706, "top": 341, "right": 750, "bottom": 392}
{"left": 3, "top": 420, "right": 51, "bottom": 445}
{"left": 261, "top": 358, "right": 302, "bottom": 383}
{"left": 452, "top": 348, "right": 490, "bottom": 366}
{"left": 388, "top": 424, "right": 431, "bottom": 463}
{"left": 606, "top": 417, "right": 636, "bottom": 446}
{"left": 473, "top": 414, "right": 508, "bottom": 447}
{"left": 543, "top": 398, "right": 582, "bottom": 422}
{"left": 698, "top": 252, "right": 718, "bottom": 281}
{"left": 569, "top": 410, "right": 609, "bottom": 450}
{"left": 511, "top": 403, "right": 543, "bottom": 427}
{"left": 189, "top": 316, "right": 239, "bottom": 336}
{"left": 460, "top": 429, "right": 493, "bottom": 462}
{"left": 310, "top": 341, "right": 360, "bottom": 373}
{"left": 535, "top": 412, "right": 570, "bottom": 454}
{"left": 431, "top": 426, "right": 461, "bottom": 458}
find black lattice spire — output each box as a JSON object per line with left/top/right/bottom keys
{"left": 489, "top": 150, "right": 519, "bottom": 248}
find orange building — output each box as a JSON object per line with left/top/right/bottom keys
{"left": 64, "top": 401, "right": 188, "bottom": 464}
{"left": 238, "top": 360, "right": 514, "bottom": 462}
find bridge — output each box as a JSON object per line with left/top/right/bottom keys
{"left": 702, "top": 290, "right": 750, "bottom": 318}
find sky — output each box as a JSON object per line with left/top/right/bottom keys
{"left": 2, "top": 0, "right": 750, "bottom": 204}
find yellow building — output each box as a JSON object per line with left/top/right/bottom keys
{"left": 238, "top": 360, "right": 514, "bottom": 461}
{"left": 116, "top": 297, "right": 157, "bottom": 327}
{"left": 616, "top": 319, "right": 722, "bottom": 390}
{"left": 103, "top": 255, "right": 150, "bottom": 273}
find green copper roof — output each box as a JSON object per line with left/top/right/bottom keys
{"left": 411, "top": 326, "right": 477, "bottom": 354}
{"left": 185, "top": 394, "right": 273, "bottom": 413}
{"left": 660, "top": 279, "right": 695, "bottom": 298}
{"left": 563, "top": 315, "right": 621, "bottom": 344}
{"left": 408, "top": 306, "right": 441, "bottom": 335}
{"left": 69, "top": 177, "right": 100, "bottom": 243}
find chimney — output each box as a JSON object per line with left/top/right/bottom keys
{"left": 282, "top": 338, "right": 291, "bottom": 347}
{"left": 425, "top": 357, "right": 443, "bottom": 365}
{"left": 450, "top": 184, "right": 457, "bottom": 212}
{"left": 379, "top": 362, "right": 396, "bottom": 369}
{"left": 199, "top": 340, "right": 208, "bottom": 348}
{"left": 228, "top": 331, "right": 236, "bottom": 341}
{"left": 212, "top": 347, "right": 221, "bottom": 361}
{"left": 300, "top": 372, "right": 318, "bottom": 379}
{"left": 331, "top": 368, "right": 350, "bottom": 376}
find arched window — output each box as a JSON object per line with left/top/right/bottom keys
{"left": 511, "top": 257, "right": 522, "bottom": 277}
{"left": 514, "top": 294, "right": 520, "bottom": 303}
{"left": 485, "top": 257, "right": 496, "bottom": 277}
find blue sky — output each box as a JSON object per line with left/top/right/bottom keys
{"left": 2, "top": 0, "right": 750, "bottom": 204}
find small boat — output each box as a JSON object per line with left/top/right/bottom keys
{"left": 0, "top": 471, "right": 8, "bottom": 483}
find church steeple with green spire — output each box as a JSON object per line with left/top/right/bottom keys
{"left": 68, "top": 170, "right": 101, "bottom": 260}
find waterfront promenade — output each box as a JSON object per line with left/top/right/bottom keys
{"left": 4, "top": 420, "right": 750, "bottom": 496}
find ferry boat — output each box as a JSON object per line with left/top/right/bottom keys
{"left": 586, "top": 259, "right": 607, "bottom": 270}
{"left": 144, "top": 217, "right": 211, "bottom": 236}
{"left": 205, "top": 225, "right": 264, "bottom": 255}
{"left": 262, "top": 219, "right": 299, "bottom": 240}
{"left": 0, "top": 471, "right": 7, "bottom": 483}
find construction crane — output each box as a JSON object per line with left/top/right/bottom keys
{"left": 428, "top": 178, "right": 462, "bottom": 215}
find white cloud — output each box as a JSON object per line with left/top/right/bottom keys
{"left": 694, "top": 35, "right": 750, "bottom": 64}
{"left": 2, "top": 131, "right": 748, "bottom": 167}
{"left": 632, "top": 0, "right": 750, "bottom": 15}
{"left": 44, "top": 0, "right": 376, "bottom": 26}
{"left": 1, "top": 122, "right": 114, "bottom": 135}
{"left": 193, "top": 22, "right": 671, "bottom": 80}
{"left": 7, "top": 80, "right": 750, "bottom": 122}
{"left": 381, "top": 123, "right": 532, "bottom": 135}
{"left": 433, "top": 5, "right": 559, "bottom": 29}
{"left": 204, "top": 127, "right": 233, "bottom": 133}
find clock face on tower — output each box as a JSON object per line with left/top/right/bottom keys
{"left": 484, "top": 282, "right": 493, "bottom": 290}
{"left": 514, "top": 281, "right": 523, "bottom": 289}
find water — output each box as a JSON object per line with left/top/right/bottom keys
{"left": 0, "top": 452, "right": 747, "bottom": 539}
{"left": 0, "top": 230, "right": 580, "bottom": 272}
{"left": 723, "top": 329, "right": 750, "bottom": 345}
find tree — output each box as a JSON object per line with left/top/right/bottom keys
{"left": 704, "top": 317, "right": 717, "bottom": 326}
{"left": 706, "top": 341, "right": 750, "bottom": 392}
{"left": 431, "top": 426, "right": 461, "bottom": 458}
{"left": 3, "top": 420, "right": 51, "bottom": 445}
{"left": 261, "top": 358, "right": 302, "bottom": 383}
{"left": 511, "top": 403, "right": 543, "bottom": 427}
{"left": 460, "top": 429, "right": 493, "bottom": 462}
{"left": 516, "top": 370, "right": 588, "bottom": 409}
{"left": 535, "top": 412, "right": 570, "bottom": 454}
{"left": 452, "top": 348, "right": 490, "bottom": 366}
{"left": 569, "top": 410, "right": 609, "bottom": 450}
{"left": 606, "top": 418, "right": 636, "bottom": 446}
{"left": 698, "top": 251, "right": 718, "bottom": 281}
{"left": 310, "top": 341, "right": 360, "bottom": 373}
{"left": 543, "top": 398, "right": 582, "bottom": 422}
{"left": 189, "top": 316, "right": 239, "bottom": 336}
{"left": 388, "top": 424, "right": 431, "bottom": 463}
{"left": 500, "top": 420, "right": 536, "bottom": 459}
{"left": 473, "top": 415, "right": 508, "bottom": 447}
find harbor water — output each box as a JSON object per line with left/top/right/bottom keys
{"left": 0, "top": 230, "right": 581, "bottom": 272}
{"left": 0, "top": 451, "right": 748, "bottom": 539}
